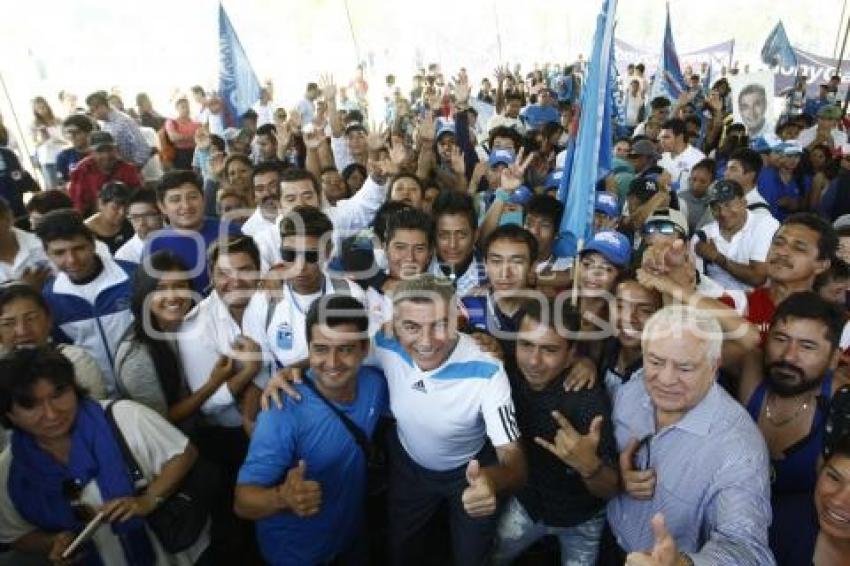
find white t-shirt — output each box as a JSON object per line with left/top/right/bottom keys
{"left": 0, "top": 400, "right": 208, "bottom": 565}
{"left": 114, "top": 234, "right": 144, "bottom": 264}
{"left": 370, "top": 332, "right": 518, "bottom": 471}
{"left": 240, "top": 208, "right": 276, "bottom": 238}
{"left": 139, "top": 127, "right": 163, "bottom": 182}
{"left": 658, "top": 145, "right": 705, "bottom": 193}
{"left": 690, "top": 211, "right": 779, "bottom": 292}
{"left": 242, "top": 275, "right": 364, "bottom": 373}
{"left": 178, "top": 291, "right": 256, "bottom": 427}
{"left": 797, "top": 125, "right": 848, "bottom": 149}
{"left": 0, "top": 228, "right": 49, "bottom": 284}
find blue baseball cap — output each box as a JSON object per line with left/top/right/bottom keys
{"left": 522, "top": 105, "right": 561, "bottom": 130}
{"left": 488, "top": 148, "right": 516, "bottom": 168}
{"left": 750, "top": 136, "right": 774, "bottom": 153}
{"left": 435, "top": 118, "right": 456, "bottom": 140}
{"left": 509, "top": 185, "right": 533, "bottom": 205}
{"left": 580, "top": 230, "right": 631, "bottom": 267}
{"left": 594, "top": 192, "right": 620, "bottom": 218}
{"left": 544, "top": 169, "right": 565, "bottom": 190}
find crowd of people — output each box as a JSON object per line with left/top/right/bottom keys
{"left": 0, "top": 56, "right": 849, "bottom": 566}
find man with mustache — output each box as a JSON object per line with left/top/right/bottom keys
{"left": 721, "top": 213, "right": 837, "bottom": 342}
{"left": 241, "top": 162, "right": 283, "bottom": 237}
{"left": 736, "top": 292, "right": 846, "bottom": 565}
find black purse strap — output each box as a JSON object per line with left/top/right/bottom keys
{"left": 104, "top": 400, "right": 148, "bottom": 490}
{"left": 302, "top": 378, "right": 372, "bottom": 457}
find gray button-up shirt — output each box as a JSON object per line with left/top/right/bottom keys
{"left": 607, "top": 376, "right": 775, "bottom": 566}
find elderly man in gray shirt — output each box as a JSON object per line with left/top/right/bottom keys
{"left": 609, "top": 304, "right": 775, "bottom": 566}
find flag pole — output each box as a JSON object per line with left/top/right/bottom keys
{"left": 0, "top": 70, "right": 34, "bottom": 175}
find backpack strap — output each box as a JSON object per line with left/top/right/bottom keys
{"left": 104, "top": 401, "right": 148, "bottom": 491}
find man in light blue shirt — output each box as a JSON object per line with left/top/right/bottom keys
{"left": 608, "top": 305, "right": 775, "bottom": 566}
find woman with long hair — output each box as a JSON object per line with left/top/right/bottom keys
{"left": 114, "top": 250, "right": 236, "bottom": 431}
{"left": 29, "top": 96, "right": 65, "bottom": 189}
{"left": 165, "top": 97, "right": 200, "bottom": 170}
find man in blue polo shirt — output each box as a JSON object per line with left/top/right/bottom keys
{"left": 144, "top": 170, "right": 241, "bottom": 294}
{"left": 758, "top": 141, "right": 804, "bottom": 221}
{"left": 235, "top": 295, "right": 388, "bottom": 565}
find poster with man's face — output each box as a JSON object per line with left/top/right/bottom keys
{"left": 729, "top": 71, "right": 776, "bottom": 139}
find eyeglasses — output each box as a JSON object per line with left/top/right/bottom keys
{"left": 280, "top": 248, "right": 320, "bottom": 263}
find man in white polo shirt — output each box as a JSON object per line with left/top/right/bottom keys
{"left": 244, "top": 206, "right": 364, "bottom": 374}
{"left": 376, "top": 274, "right": 525, "bottom": 565}
{"left": 657, "top": 118, "right": 705, "bottom": 194}
{"left": 691, "top": 179, "right": 779, "bottom": 292}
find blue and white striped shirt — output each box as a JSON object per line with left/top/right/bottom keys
{"left": 607, "top": 377, "right": 775, "bottom": 566}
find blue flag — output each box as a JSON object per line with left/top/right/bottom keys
{"left": 219, "top": 3, "right": 261, "bottom": 127}
{"left": 650, "top": 3, "right": 686, "bottom": 102}
{"left": 761, "top": 21, "right": 798, "bottom": 69}
{"left": 553, "top": 0, "right": 618, "bottom": 257}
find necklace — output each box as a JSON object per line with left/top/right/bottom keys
{"left": 764, "top": 393, "right": 813, "bottom": 427}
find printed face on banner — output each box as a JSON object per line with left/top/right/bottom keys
{"left": 729, "top": 71, "right": 776, "bottom": 139}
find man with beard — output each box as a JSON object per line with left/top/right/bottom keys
{"left": 736, "top": 292, "right": 846, "bottom": 565}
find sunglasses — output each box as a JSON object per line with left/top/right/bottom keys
{"left": 635, "top": 434, "right": 652, "bottom": 471}
{"left": 642, "top": 222, "right": 683, "bottom": 236}
{"left": 280, "top": 248, "right": 320, "bottom": 264}
{"left": 62, "top": 478, "right": 96, "bottom": 522}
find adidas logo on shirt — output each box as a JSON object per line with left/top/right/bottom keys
{"left": 411, "top": 380, "right": 427, "bottom": 393}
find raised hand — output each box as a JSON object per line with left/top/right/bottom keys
{"left": 534, "top": 412, "right": 604, "bottom": 477}
{"left": 303, "top": 127, "right": 323, "bottom": 150}
{"left": 461, "top": 460, "right": 497, "bottom": 517}
{"left": 279, "top": 460, "right": 322, "bottom": 517}
{"left": 450, "top": 145, "right": 466, "bottom": 177}
{"left": 453, "top": 75, "right": 471, "bottom": 103}
{"left": 625, "top": 513, "right": 680, "bottom": 566}
{"left": 418, "top": 110, "right": 436, "bottom": 143}
{"left": 319, "top": 73, "right": 337, "bottom": 101}
{"left": 619, "top": 438, "right": 656, "bottom": 500}
{"left": 367, "top": 121, "right": 388, "bottom": 152}
{"left": 500, "top": 147, "right": 532, "bottom": 190}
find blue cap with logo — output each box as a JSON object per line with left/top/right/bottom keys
{"left": 580, "top": 230, "right": 631, "bottom": 267}
{"left": 594, "top": 192, "right": 620, "bottom": 218}
{"left": 772, "top": 140, "right": 803, "bottom": 156}
{"left": 488, "top": 148, "right": 516, "bottom": 168}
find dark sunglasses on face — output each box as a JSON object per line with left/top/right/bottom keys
{"left": 642, "top": 222, "right": 682, "bottom": 236}
{"left": 280, "top": 248, "right": 320, "bottom": 264}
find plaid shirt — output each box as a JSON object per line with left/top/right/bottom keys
{"left": 607, "top": 377, "right": 775, "bottom": 566}
{"left": 101, "top": 109, "right": 150, "bottom": 167}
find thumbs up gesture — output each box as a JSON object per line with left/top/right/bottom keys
{"left": 461, "top": 460, "right": 497, "bottom": 518}
{"left": 534, "top": 412, "right": 604, "bottom": 478}
{"left": 619, "top": 437, "right": 656, "bottom": 500}
{"left": 625, "top": 513, "right": 680, "bottom": 566}
{"left": 279, "top": 460, "right": 322, "bottom": 517}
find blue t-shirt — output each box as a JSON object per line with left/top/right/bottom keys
{"left": 144, "top": 217, "right": 241, "bottom": 294}
{"left": 757, "top": 166, "right": 800, "bottom": 221}
{"left": 237, "top": 366, "right": 389, "bottom": 566}
{"left": 56, "top": 148, "right": 88, "bottom": 182}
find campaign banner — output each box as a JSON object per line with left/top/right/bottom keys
{"left": 614, "top": 38, "right": 734, "bottom": 80}
{"left": 773, "top": 47, "right": 850, "bottom": 98}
